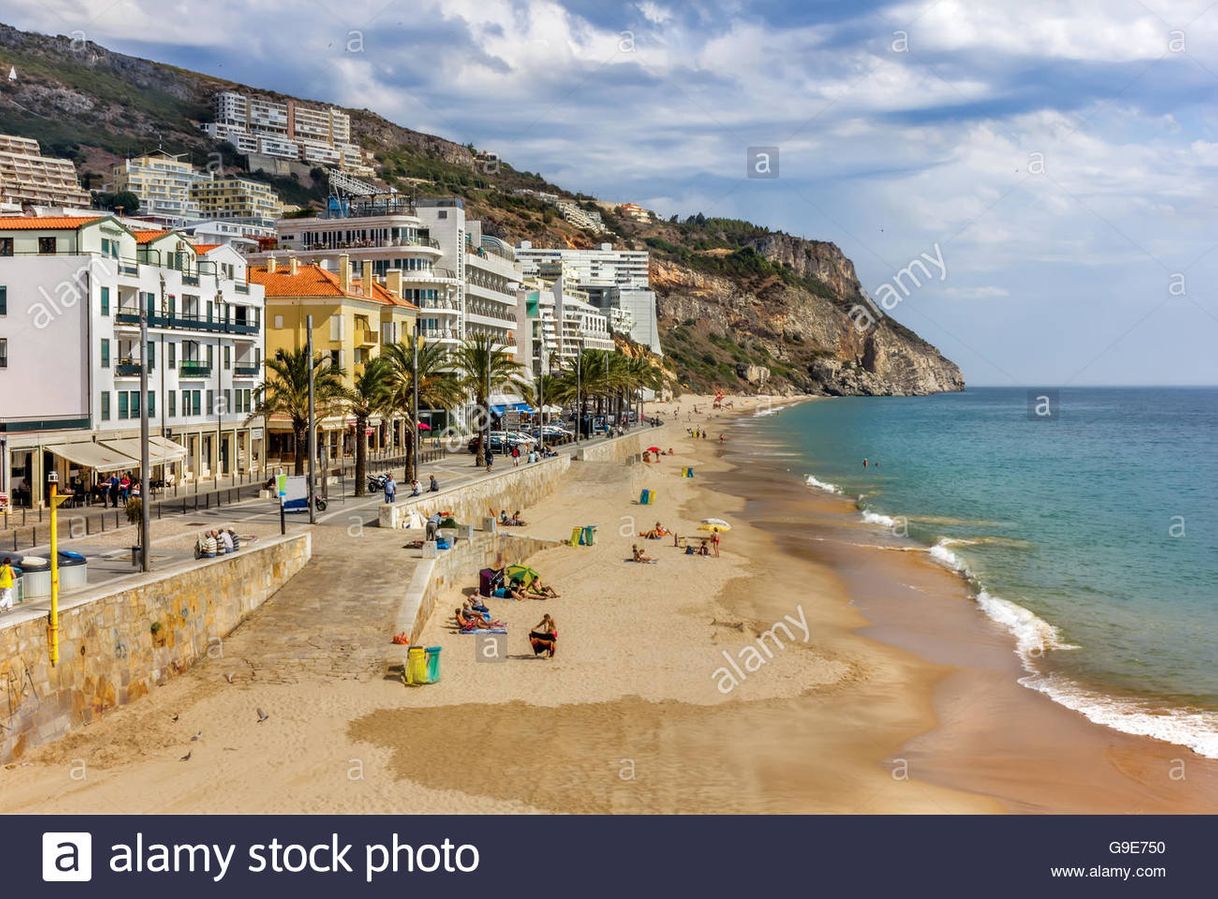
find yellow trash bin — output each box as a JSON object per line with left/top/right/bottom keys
{"left": 405, "top": 646, "right": 429, "bottom": 685}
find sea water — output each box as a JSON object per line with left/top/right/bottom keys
{"left": 754, "top": 387, "right": 1218, "bottom": 757}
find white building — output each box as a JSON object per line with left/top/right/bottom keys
{"left": 203, "top": 90, "right": 374, "bottom": 177}
{"left": 0, "top": 215, "right": 266, "bottom": 508}
{"left": 515, "top": 275, "right": 613, "bottom": 376}
{"left": 554, "top": 199, "right": 608, "bottom": 233}
{"left": 111, "top": 151, "right": 209, "bottom": 225}
{"left": 515, "top": 241, "right": 660, "bottom": 354}
{"left": 247, "top": 194, "right": 461, "bottom": 349}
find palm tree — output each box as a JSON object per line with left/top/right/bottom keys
{"left": 453, "top": 333, "right": 526, "bottom": 466}
{"left": 382, "top": 335, "right": 464, "bottom": 479}
{"left": 251, "top": 347, "right": 346, "bottom": 475}
{"left": 343, "top": 356, "right": 394, "bottom": 495}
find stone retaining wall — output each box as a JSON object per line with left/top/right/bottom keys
{"left": 0, "top": 533, "right": 311, "bottom": 762}
{"left": 379, "top": 428, "right": 661, "bottom": 531}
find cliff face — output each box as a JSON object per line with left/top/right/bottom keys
{"left": 651, "top": 240, "right": 964, "bottom": 397}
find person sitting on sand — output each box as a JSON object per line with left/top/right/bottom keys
{"left": 455, "top": 607, "right": 505, "bottom": 630}
{"left": 529, "top": 615, "right": 557, "bottom": 658}
{"left": 639, "top": 521, "right": 668, "bottom": 539}
{"left": 632, "top": 543, "right": 656, "bottom": 563}
{"left": 509, "top": 510, "right": 527, "bottom": 526}
{"left": 698, "top": 538, "right": 711, "bottom": 556}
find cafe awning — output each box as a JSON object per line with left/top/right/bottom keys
{"left": 45, "top": 441, "right": 139, "bottom": 472}
{"left": 488, "top": 393, "right": 535, "bottom": 415}
{"left": 102, "top": 436, "right": 187, "bottom": 466}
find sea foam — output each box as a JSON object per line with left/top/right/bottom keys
{"left": 804, "top": 474, "right": 842, "bottom": 495}
{"left": 861, "top": 510, "right": 897, "bottom": 528}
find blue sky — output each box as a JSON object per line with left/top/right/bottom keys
{"left": 6, "top": 0, "right": 1218, "bottom": 385}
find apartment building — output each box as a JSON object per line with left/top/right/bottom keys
{"left": 111, "top": 151, "right": 210, "bottom": 225}
{"left": 202, "top": 90, "right": 374, "bottom": 177}
{"left": 515, "top": 241, "right": 660, "bottom": 354}
{"left": 0, "top": 215, "right": 267, "bottom": 507}
{"left": 515, "top": 276, "right": 613, "bottom": 376}
{"left": 249, "top": 255, "right": 417, "bottom": 465}
{"left": 190, "top": 176, "right": 283, "bottom": 226}
{"left": 554, "top": 199, "right": 608, "bottom": 233}
{"left": 0, "top": 134, "right": 92, "bottom": 210}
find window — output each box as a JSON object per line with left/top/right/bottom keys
{"left": 206, "top": 300, "right": 213, "bottom": 322}
{"left": 129, "top": 390, "right": 140, "bottom": 418}
{"left": 224, "top": 389, "right": 232, "bottom": 413}
{"left": 206, "top": 390, "right": 214, "bottom": 416}
{"left": 38, "top": 236, "right": 56, "bottom": 255}
{"left": 180, "top": 390, "right": 189, "bottom": 417}
{"left": 101, "top": 238, "right": 111, "bottom": 257}
{"left": 0, "top": 237, "right": 12, "bottom": 257}
{"left": 100, "top": 286, "right": 109, "bottom": 316}
{"left": 168, "top": 341, "right": 176, "bottom": 367}
{"left": 101, "top": 339, "right": 110, "bottom": 368}
{"left": 147, "top": 341, "right": 155, "bottom": 371}
{"left": 0, "top": 286, "right": 6, "bottom": 315}
{"left": 168, "top": 390, "right": 176, "bottom": 418}
{"left": 438, "top": 210, "right": 448, "bottom": 219}
{"left": 118, "top": 391, "right": 128, "bottom": 419}
{"left": 206, "top": 344, "right": 214, "bottom": 369}
{"left": 147, "top": 391, "right": 155, "bottom": 417}
{"left": 273, "top": 314, "right": 284, "bottom": 329}
{"left": 192, "top": 390, "right": 201, "bottom": 416}
{"left": 224, "top": 346, "right": 231, "bottom": 370}
{"left": 101, "top": 391, "right": 111, "bottom": 421}
{"left": 0, "top": 338, "right": 6, "bottom": 368}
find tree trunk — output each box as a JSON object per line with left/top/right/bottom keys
{"left": 404, "top": 423, "right": 416, "bottom": 482}
{"left": 354, "top": 415, "right": 368, "bottom": 496}
{"left": 293, "top": 423, "right": 306, "bottom": 475}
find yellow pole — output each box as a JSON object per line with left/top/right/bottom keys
{"left": 49, "top": 481, "right": 60, "bottom": 667}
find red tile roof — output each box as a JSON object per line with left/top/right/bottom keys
{"left": 249, "top": 264, "right": 416, "bottom": 308}
{"left": 134, "top": 229, "right": 173, "bottom": 244}
{"left": 0, "top": 215, "right": 106, "bottom": 230}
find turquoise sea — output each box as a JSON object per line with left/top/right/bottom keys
{"left": 758, "top": 387, "right": 1218, "bottom": 757}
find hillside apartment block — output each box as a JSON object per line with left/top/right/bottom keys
{"left": 111, "top": 151, "right": 285, "bottom": 228}
{"left": 0, "top": 214, "right": 267, "bottom": 509}
{"left": 0, "top": 134, "right": 93, "bottom": 211}
{"left": 202, "top": 90, "right": 376, "bottom": 177}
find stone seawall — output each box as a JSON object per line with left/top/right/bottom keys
{"left": 379, "top": 428, "right": 660, "bottom": 530}
{"left": 0, "top": 533, "right": 311, "bottom": 762}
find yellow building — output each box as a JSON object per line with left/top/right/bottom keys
{"left": 190, "top": 176, "right": 283, "bottom": 225}
{"left": 249, "top": 254, "right": 417, "bottom": 466}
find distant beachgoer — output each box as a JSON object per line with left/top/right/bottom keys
{"left": 710, "top": 532, "right": 721, "bottom": 558}
{"left": 426, "top": 511, "right": 442, "bottom": 542}
{"left": 429, "top": 475, "right": 439, "bottom": 492}
{"left": 698, "top": 539, "right": 710, "bottom": 557}
{"left": 863, "top": 458, "right": 869, "bottom": 468}
{"left": 632, "top": 544, "right": 656, "bottom": 563}
{"left": 0, "top": 557, "right": 14, "bottom": 612}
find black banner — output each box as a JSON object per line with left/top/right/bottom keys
{"left": 4, "top": 815, "right": 1207, "bottom": 895}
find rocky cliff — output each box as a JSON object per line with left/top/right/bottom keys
{"left": 648, "top": 240, "right": 964, "bottom": 397}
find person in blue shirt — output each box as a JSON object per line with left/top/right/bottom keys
{"left": 383, "top": 473, "right": 396, "bottom": 504}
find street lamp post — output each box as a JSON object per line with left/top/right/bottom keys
{"left": 306, "top": 314, "right": 317, "bottom": 525}
{"left": 139, "top": 287, "right": 151, "bottom": 571}
{"left": 411, "top": 324, "right": 420, "bottom": 482}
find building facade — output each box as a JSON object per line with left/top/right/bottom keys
{"left": 0, "top": 215, "right": 267, "bottom": 508}
{"left": 202, "top": 91, "right": 375, "bottom": 177}
{"left": 0, "top": 134, "right": 92, "bottom": 210}
{"left": 111, "top": 151, "right": 209, "bottom": 225}
{"left": 249, "top": 255, "right": 417, "bottom": 466}
{"left": 189, "top": 176, "right": 284, "bottom": 226}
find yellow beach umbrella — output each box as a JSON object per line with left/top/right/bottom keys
{"left": 698, "top": 518, "right": 732, "bottom": 533}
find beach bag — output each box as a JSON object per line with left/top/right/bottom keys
{"left": 480, "top": 567, "right": 505, "bottom": 597}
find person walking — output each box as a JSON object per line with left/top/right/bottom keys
{"left": 108, "top": 473, "right": 120, "bottom": 508}
{"left": 384, "top": 473, "right": 397, "bottom": 504}
{"left": 0, "top": 557, "right": 15, "bottom": 613}
{"left": 511, "top": 444, "right": 521, "bottom": 467}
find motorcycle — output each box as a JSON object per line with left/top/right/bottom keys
{"left": 367, "top": 473, "right": 388, "bottom": 493}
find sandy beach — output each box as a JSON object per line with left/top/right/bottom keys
{"left": 2, "top": 394, "right": 1216, "bottom": 813}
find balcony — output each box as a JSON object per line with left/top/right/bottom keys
{"left": 234, "top": 364, "right": 260, "bottom": 376}
{"left": 115, "top": 362, "right": 143, "bottom": 376}
{"left": 114, "top": 311, "right": 258, "bottom": 335}
{"left": 235, "top": 283, "right": 250, "bottom": 294}
{"left": 179, "top": 361, "right": 212, "bottom": 377}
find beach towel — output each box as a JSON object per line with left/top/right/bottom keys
{"left": 458, "top": 626, "right": 508, "bottom": 635}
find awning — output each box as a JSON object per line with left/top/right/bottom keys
{"left": 46, "top": 441, "right": 139, "bottom": 472}
{"left": 488, "top": 393, "right": 535, "bottom": 415}
{"left": 102, "top": 436, "right": 187, "bottom": 466}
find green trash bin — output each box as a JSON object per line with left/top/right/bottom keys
{"left": 425, "top": 646, "right": 442, "bottom": 683}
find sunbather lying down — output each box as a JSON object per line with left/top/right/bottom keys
{"left": 511, "top": 577, "right": 559, "bottom": 600}
{"left": 455, "top": 607, "right": 506, "bottom": 630}
{"left": 639, "top": 521, "right": 669, "bottom": 539}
